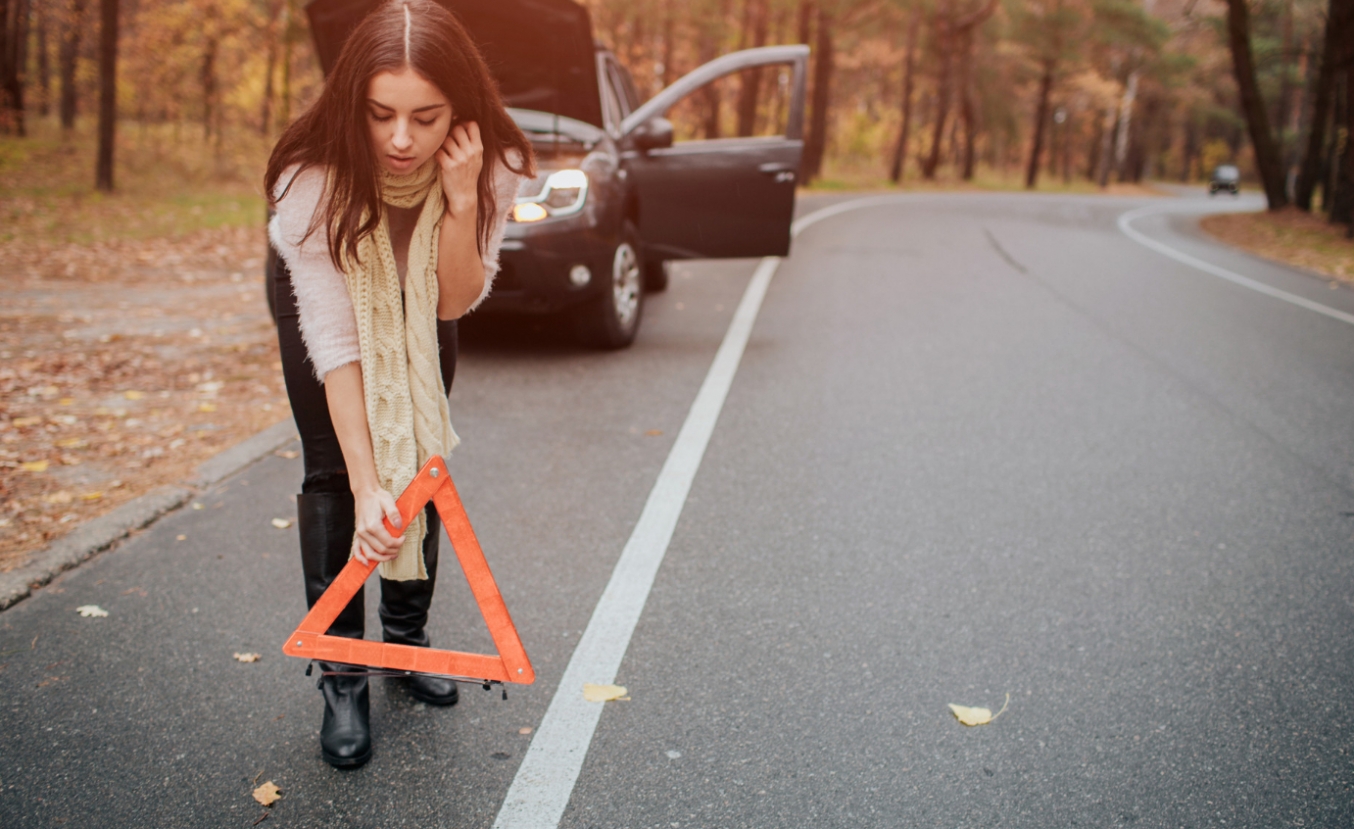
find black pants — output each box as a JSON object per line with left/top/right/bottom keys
{"left": 274, "top": 258, "right": 457, "bottom": 642}
{"left": 273, "top": 260, "right": 459, "bottom": 495}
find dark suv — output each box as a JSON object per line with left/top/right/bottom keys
{"left": 272, "top": 0, "right": 809, "bottom": 348}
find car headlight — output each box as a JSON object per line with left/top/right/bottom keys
{"left": 512, "top": 169, "right": 588, "bottom": 222}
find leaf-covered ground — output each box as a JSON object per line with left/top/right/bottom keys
{"left": 0, "top": 225, "right": 290, "bottom": 572}
{"left": 1200, "top": 208, "right": 1354, "bottom": 283}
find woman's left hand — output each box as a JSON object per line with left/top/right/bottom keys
{"left": 437, "top": 120, "right": 483, "bottom": 221}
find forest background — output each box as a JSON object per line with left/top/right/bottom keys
{"left": 1, "top": 0, "right": 1353, "bottom": 214}
{"left": 0, "top": 0, "right": 1352, "bottom": 569}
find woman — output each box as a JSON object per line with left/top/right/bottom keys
{"left": 265, "top": 0, "right": 533, "bottom": 769}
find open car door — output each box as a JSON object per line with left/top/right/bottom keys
{"left": 620, "top": 45, "right": 809, "bottom": 261}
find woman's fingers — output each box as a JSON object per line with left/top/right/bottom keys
{"left": 380, "top": 490, "right": 403, "bottom": 534}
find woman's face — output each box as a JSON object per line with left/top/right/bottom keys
{"left": 366, "top": 67, "right": 453, "bottom": 175}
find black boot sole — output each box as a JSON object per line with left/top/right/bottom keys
{"left": 406, "top": 677, "right": 460, "bottom": 706}
{"left": 322, "top": 745, "right": 373, "bottom": 769}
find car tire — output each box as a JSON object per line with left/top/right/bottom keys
{"left": 573, "top": 223, "right": 644, "bottom": 349}
{"left": 643, "top": 257, "right": 669, "bottom": 293}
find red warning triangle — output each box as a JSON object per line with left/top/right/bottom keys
{"left": 281, "top": 456, "right": 534, "bottom": 685}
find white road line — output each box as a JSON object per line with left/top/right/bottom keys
{"left": 491, "top": 198, "right": 870, "bottom": 829}
{"left": 1117, "top": 203, "right": 1354, "bottom": 327}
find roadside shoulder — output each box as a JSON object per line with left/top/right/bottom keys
{"left": 0, "top": 418, "right": 297, "bottom": 611}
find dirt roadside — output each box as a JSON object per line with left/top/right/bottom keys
{"left": 0, "top": 226, "right": 291, "bottom": 573}
{"left": 1199, "top": 208, "right": 1354, "bottom": 283}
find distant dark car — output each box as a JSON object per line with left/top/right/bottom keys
{"left": 267, "top": 0, "right": 809, "bottom": 348}
{"left": 1209, "top": 164, "right": 1240, "bottom": 196}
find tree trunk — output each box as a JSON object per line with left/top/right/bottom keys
{"left": 1180, "top": 117, "right": 1196, "bottom": 182}
{"left": 1223, "top": 0, "right": 1288, "bottom": 208}
{"left": 958, "top": 28, "right": 977, "bottom": 181}
{"left": 1295, "top": 0, "right": 1346, "bottom": 211}
{"left": 36, "top": 0, "right": 48, "bottom": 116}
{"left": 59, "top": 0, "right": 84, "bottom": 130}
{"left": 1086, "top": 117, "right": 1102, "bottom": 180}
{"left": 888, "top": 6, "right": 921, "bottom": 183}
{"left": 279, "top": 0, "right": 294, "bottom": 127}
{"left": 920, "top": 12, "right": 952, "bottom": 180}
{"left": 802, "top": 5, "right": 833, "bottom": 183}
{"left": 1333, "top": 66, "right": 1354, "bottom": 226}
{"left": 260, "top": 0, "right": 280, "bottom": 136}
{"left": 1025, "top": 58, "right": 1054, "bottom": 189}
{"left": 201, "top": 35, "right": 217, "bottom": 140}
{"left": 736, "top": 0, "right": 768, "bottom": 136}
{"left": 697, "top": 26, "right": 720, "bottom": 138}
{"left": 2, "top": 0, "right": 32, "bottom": 135}
{"left": 661, "top": 0, "right": 674, "bottom": 87}
{"left": 95, "top": 0, "right": 116, "bottom": 191}
{"left": 1112, "top": 68, "right": 1138, "bottom": 181}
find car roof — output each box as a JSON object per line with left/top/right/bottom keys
{"left": 305, "top": 0, "right": 604, "bottom": 128}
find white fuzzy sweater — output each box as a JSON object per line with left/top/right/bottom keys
{"left": 268, "top": 157, "right": 524, "bottom": 381}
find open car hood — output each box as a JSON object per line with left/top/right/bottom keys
{"left": 304, "top": 0, "right": 603, "bottom": 128}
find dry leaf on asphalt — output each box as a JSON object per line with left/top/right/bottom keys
{"left": 234, "top": 653, "right": 261, "bottom": 663}
{"left": 76, "top": 605, "right": 109, "bottom": 618}
{"left": 252, "top": 781, "right": 282, "bottom": 807}
{"left": 582, "top": 683, "right": 629, "bottom": 702}
{"left": 270, "top": 518, "right": 292, "bottom": 529}
{"left": 20, "top": 460, "right": 49, "bottom": 472}
{"left": 518, "top": 727, "right": 533, "bottom": 735}
{"left": 948, "top": 693, "right": 1010, "bottom": 726}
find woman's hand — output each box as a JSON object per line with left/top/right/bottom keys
{"left": 351, "top": 486, "right": 404, "bottom": 564}
{"left": 437, "top": 121, "right": 483, "bottom": 221}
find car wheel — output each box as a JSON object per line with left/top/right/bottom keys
{"left": 643, "top": 257, "right": 669, "bottom": 293}
{"left": 573, "top": 223, "right": 644, "bottom": 349}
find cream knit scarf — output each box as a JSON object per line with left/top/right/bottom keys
{"left": 342, "top": 159, "right": 459, "bottom": 581}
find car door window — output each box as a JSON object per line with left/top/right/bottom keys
{"left": 661, "top": 63, "right": 795, "bottom": 143}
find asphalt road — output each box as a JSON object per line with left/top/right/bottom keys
{"left": 2, "top": 190, "right": 1352, "bottom": 828}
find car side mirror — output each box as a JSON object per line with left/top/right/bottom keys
{"left": 630, "top": 117, "right": 674, "bottom": 152}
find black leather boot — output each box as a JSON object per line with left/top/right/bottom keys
{"left": 297, "top": 491, "right": 372, "bottom": 768}
{"left": 380, "top": 505, "right": 460, "bottom": 706}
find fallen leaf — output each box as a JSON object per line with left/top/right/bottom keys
{"left": 123, "top": 390, "right": 145, "bottom": 400}
{"left": 948, "top": 693, "right": 1010, "bottom": 727}
{"left": 518, "top": 727, "right": 533, "bottom": 735}
{"left": 234, "top": 652, "right": 261, "bottom": 663}
{"left": 645, "top": 429, "right": 663, "bottom": 437}
{"left": 198, "top": 402, "right": 217, "bottom": 413}
{"left": 274, "top": 449, "right": 299, "bottom": 459}
{"left": 58, "top": 397, "right": 75, "bottom": 406}
{"left": 13, "top": 417, "right": 42, "bottom": 428}
{"left": 55, "top": 438, "right": 87, "bottom": 448}
{"left": 44, "top": 491, "right": 73, "bottom": 505}
{"left": 192, "top": 502, "right": 205, "bottom": 510}
{"left": 270, "top": 518, "right": 292, "bottom": 529}
{"left": 252, "top": 781, "right": 282, "bottom": 807}
{"left": 80, "top": 491, "right": 104, "bottom": 501}
{"left": 21, "top": 460, "right": 49, "bottom": 472}
{"left": 76, "top": 605, "right": 109, "bottom": 618}
{"left": 583, "top": 683, "right": 628, "bottom": 702}
{"left": 176, "top": 534, "right": 187, "bottom": 541}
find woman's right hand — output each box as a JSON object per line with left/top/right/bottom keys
{"left": 352, "top": 486, "right": 404, "bottom": 564}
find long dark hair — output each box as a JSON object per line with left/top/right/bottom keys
{"left": 265, "top": 0, "right": 534, "bottom": 269}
